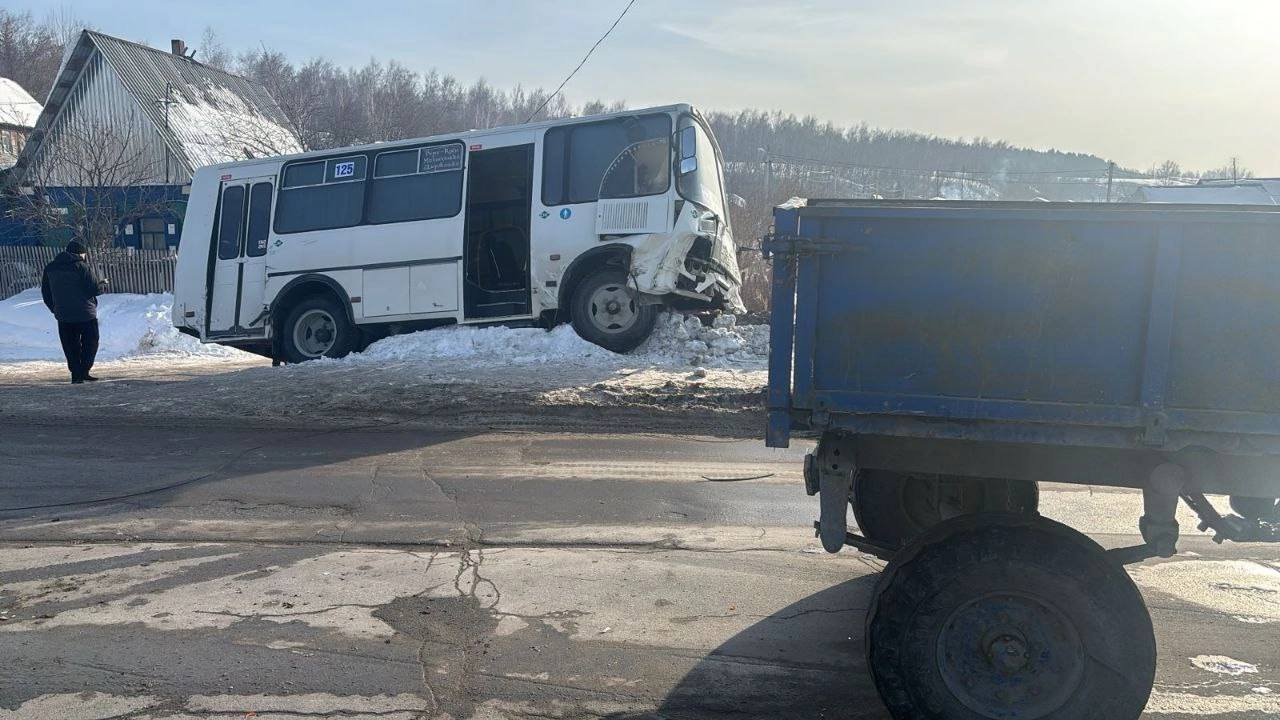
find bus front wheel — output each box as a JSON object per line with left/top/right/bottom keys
{"left": 280, "top": 295, "right": 358, "bottom": 363}
{"left": 569, "top": 269, "right": 658, "bottom": 353}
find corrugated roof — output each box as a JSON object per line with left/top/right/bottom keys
{"left": 0, "top": 78, "right": 42, "bottom": 128}
{"left": 84, "top": 31, "right": 302, "bottom": 169}
{"left": 9, "top": 30, "right": 301, "bottom": 184}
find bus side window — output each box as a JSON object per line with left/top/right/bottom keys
{"left": 217, "top": 185, "right": 245, "bottom": 260}
{"left": 541, "top": 114, "right": 671, "bottom": 206}
{"left": 541, "top": 129, "right": 568, "bottom": 206}
{"left": 275, "top": 157, "right": 366, "bottom": 234}
{"left": 367, "top": 144, "right": 464, "bottom": 224}
{"left": 245, "top": 182, "right": 273, "bottom": 257}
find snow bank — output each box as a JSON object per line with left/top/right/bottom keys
{"left": 1, "top": 287, "right": 768, "bottom": 370}
{"left": 355, "top": 323, "right": 617, "bottom": 366}
{"left": 0, "top": 289, "right": 243, "bottom": 362}
{"left": 353, "top": 311, "right": 769, "bottom": 369}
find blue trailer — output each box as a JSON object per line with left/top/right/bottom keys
{"left": 765, "top": 199, "right": 1280, "bottom": 720}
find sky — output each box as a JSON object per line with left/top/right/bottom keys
{"left": 16, "top": 0, "right": 1280, "bottom": 174}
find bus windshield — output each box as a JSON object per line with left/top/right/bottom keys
{"left": 599, "top": 137, "right": 670, "bottom": 200}
{"left": 676, "top": 117, "right": 728, "bottom": 221}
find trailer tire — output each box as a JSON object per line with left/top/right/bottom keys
{"left": 852, "top": 471, "right": 1038, "bottom": 548}
{"left": 1229, "top": 495, "right": 1279, "bottom": 522}
{"left": 280, "top": 295, "right": 358, "bottom": 363}
{"left": 569, "top": 269, "right": 658, "bottom": 353}
{"left": 867, "top": 513, "right": 1155, "bottom": 720}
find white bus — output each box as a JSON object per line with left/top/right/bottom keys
{"left": 172, "top": 103, "right": 742, "bottom": 361}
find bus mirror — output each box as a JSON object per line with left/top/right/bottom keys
{"left": 678, "top": 126, "right": 697, "bottom": 175}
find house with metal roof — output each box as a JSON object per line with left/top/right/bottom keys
{"left": 10, "top": 30, "right": 302, "bottom": 187}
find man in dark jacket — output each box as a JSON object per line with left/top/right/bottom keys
{"left": 41, "top": 240, "right": 108, "bottom": 384}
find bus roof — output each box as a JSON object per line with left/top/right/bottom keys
{"left": 197, "top": 102, "right": 699, "bottom": 173}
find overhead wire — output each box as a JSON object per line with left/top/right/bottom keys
{"left": 524, "top": 0, "right": 639, "bottom": 123}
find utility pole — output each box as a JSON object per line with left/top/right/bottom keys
{"left": 1105, "top": 161, "right": 1116, "bottom": 203}
{"left": 760, "top": 147, "right": 772, "bottom": 204}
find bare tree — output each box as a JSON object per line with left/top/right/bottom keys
{"left": 1202, "top": 157, "right": 1254, "bottom": 181}
{"left": 1151, "top": 160, "right": 1183, "bottom": 182}
{"left": 0, "top": 10, "right": 68, "bottom": 101}
{"left": 197, "top": 26, "right": 232, "bottom": 71}
{"left": 14, "top": 119, "right": 170, "bottom": 249}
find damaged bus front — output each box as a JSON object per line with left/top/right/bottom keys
{"left": 609, "top": 113, "right": 742, "bottom": 310}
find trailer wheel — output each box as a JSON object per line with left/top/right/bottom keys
{"left": 867, "top": 513, "right": 1155, "bottom": 720}
{"left": 280, "top": 295, "right": 358, "bottom": 363}
{"left": 852, "top": 471, "right": 1038, "bottom": 548}
{"left": 1229, "top": 495, "right": 1279, "bottom": 522}
{"left": 569, "top": 269, "right": 658, "bottom": 353}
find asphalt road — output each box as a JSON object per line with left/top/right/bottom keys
{"left": 1, "top": 422, "right": 1278, "bottom": 719}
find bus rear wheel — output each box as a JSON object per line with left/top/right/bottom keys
{"left": 867, "top": 513, "right": 1156, "bottom": 720}
{"left": 280, "top": 295, "right": 358, "bottom": 363}
{"left": 570, "top": 269, "right": 658, "bottom": 353}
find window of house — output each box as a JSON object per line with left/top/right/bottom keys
{"left": 367, "top": 142, "right": 465, "bottom": 224}
{"left": 541, "top": 114, "right": 671, "bottom": 206}
{"left": 140, "top": 218, "right": 166, "bottom": 250}
{"left": 274, "top": 156, "right": 366, "bottom": 234}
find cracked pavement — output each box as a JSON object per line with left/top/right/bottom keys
{"left": 1, "top": 419, "right": 1279, "bottom": 718}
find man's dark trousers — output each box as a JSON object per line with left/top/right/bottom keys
{"left": 57, "top": 319, "right": 99, "bottom": 380}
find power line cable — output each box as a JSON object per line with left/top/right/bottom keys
{"left": 525, "top": 0, "right": 639, "bottom": 123}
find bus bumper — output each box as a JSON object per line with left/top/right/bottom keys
{"left": 629, "top": 231, "right": 744, "bottom": 312}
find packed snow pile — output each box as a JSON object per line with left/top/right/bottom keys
{"left": 354, "top": 311, "right": 769, "bottom": 369}
{"left": 637, "top": 312, "right": 769, "bottom": 366}
{"left": 355, "top": 323, "right": 618, "bottom": 366}
{"left": 1190, "top": 655, "right": 1259, "bottom": 676}
{"left": 0, "top": 289, "right": 244, "bottom": 362}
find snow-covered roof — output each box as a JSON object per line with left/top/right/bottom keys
{"left": 0, "top": 78, "right": 42, "bottom": 128}
{"left": 82, "top": 31, "right": 302, "bottom": 167}
{"left": 11, "top": 30, "right": 301, "bottom": 183}
{"left": 1136, "top": 184, "right": 1278, "bottom": 205}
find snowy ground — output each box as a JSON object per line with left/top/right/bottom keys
{"left": 0, "top": 289, "right": 245, "bottom": 364}
{"left": 0, "top": 291, "right": 769, "bottom": 434}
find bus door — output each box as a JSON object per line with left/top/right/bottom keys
{"left": 463, "top": 144, "right": 534, "bottom": 320}
{"left": 208, "top": 177, "right": 274, "bottom": 337}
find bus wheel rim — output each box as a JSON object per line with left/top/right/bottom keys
{"left": 294, "top": 309, "right": 337, "bottom": 357}
{"left": 588, "top": 283, "right": 638, "bottom": 333}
